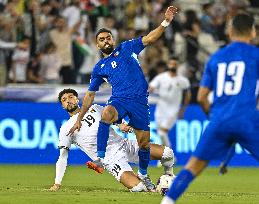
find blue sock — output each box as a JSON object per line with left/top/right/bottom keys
{"left": 97, "top": 121, "right": 110, "bottom": 158}
{"left": 166, "top": 169, "right": 195, "bottom": 201}
{"left": 138, "top": 148, "right": 150, "bottom": 175}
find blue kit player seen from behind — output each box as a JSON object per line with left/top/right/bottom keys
{"left": 68, "top": 6, "right": 178, "bottom": 191}
{"left": 161, "top": 13, "right": 259, "bottom": 204}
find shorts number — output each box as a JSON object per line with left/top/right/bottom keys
{"left": 111, "top": 163, "right": 121, "bottom": 177}
{"left": 81, "top": 115, "right": 95, "bottom": 127}
{"left": 216, "top": 61, "right": 245, "bottom": 97}
{"left": 111, "top": 61, "right": 117, "bottom": 68}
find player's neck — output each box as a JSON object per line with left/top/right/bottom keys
{"left": 69, "top": 108, "right": 80, "bottom": 117}
{"left": 168, "top": 71, "right": 177, "bottom": 77}
{"left": 231, "top": 36, "right": 251, "bottom": 44}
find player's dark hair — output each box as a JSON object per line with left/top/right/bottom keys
{"left": 95, "top": 28, "right": 113, "bottom": 40}
{"left": 58, "top": 88, "right": 78, "bottom": 102}
{"left": 231, "top": 13, "right": 255, "bottom": 36}
{"left": 169, "top": 56, "right": 179, "bottom": 61}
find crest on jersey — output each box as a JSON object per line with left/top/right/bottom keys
{"left": 114, "top": 51, "right": 120, "bottom": 57}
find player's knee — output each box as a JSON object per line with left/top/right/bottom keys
{"left": 138, "top": 141, "right": 149, "bottom": 150}
{"left": 161, "top": 147, "right": 175, "bottom": 167}
{"left": 102, "top": 106, "right": 117, "bottom": 123}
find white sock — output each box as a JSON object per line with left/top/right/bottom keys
{"left": 55, "top": 149, "right": 68, "bottom": 184}
{"left": 161, "top": 196, "right": 175, "bottom": 204}
{"left": 130, "top": 182, "right": 147, "bottom": 192}
{"left": 161, "top": 146, "right": 175, "bottom": 175}
{"left": 158, "top": 129, "right": 171, "bottom": 147}
{"left": 137, "top": 171, "right": 147, "bottom": 179}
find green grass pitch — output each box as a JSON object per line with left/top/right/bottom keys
{"left": 0, "top": 165, "right": 258, "bottom": 204}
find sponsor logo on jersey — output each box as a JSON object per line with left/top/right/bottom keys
{"left": 114, "top": 51, "right": 120, "bottom": 57}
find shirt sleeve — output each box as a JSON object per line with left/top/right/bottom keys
{"left": 124, "top": 37, "right": 145, "bottom": 55}
{"left": 200, "top": 59, "right": 213, "bottom": 89}
{"left": 149, "top": 75, "right": 160, "bottom": 89}
{"left": 179, "top": 77, "right": 191, "bottom": 90}
{"left": 88, "top": 67, "right": 105, "bottom": 91}
{"left": 58, "top": 125, "right": 72, "bottom": 150}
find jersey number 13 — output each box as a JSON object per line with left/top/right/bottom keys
{"left": 216, "top": 61, "right": 245, "bottom": 97}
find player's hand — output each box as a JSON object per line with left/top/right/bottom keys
{"left": 119, "top": 123, "right": 134, "bottom": 133}
{"left": 67, "top": 120, "right": 82, "bottom": 136}
{"left": 48, "top": 184, "right": 61, "bottom": 191}
{"left": 164, "top": 6, "right": 178, "bottom": 23}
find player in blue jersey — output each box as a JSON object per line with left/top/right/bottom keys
{"left": 161, "top": 13, "right": 259, "bottom": 204}
{"left": 68, "top": 6, "right": 178, "bottom": 191}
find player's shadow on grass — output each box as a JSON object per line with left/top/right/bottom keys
{"left": 44, "top": 186, "right": 129, "bottom": 193}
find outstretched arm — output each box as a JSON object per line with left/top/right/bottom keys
{"left": 49, "top": 149, "right": 69, "bottom": 191}
{"left": 68, "top": 91, "right": 95, "bottom": 136}
{"left": 197, "top": 86, "right": 211, "bottom": 115}
{"left": 142, "top": 6, "right": 178, "bottom": 46}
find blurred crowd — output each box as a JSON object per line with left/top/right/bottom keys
{"left": 0, "top": 0, "right": 259, "bottom": 102}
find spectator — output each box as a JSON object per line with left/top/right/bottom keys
{"left": 0, "top": 39, "right": 17, "bottom": 86}
{"left": 49, "top": 15, "right": 81, "bottom": 84}
{"left": 40, "top": 42, "right": 62, "bottom": 84}
{"left": 27, "top": 53, "right": 43, "bottom": 84}
{"left": 9, "top": 37, "right": 30, "bottom": 83}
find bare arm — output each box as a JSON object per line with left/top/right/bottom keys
{"left": 142, "top": 6, "right": 178, "bottom": 46}
{"left": 78, "top": 91, "right": 95, "bottom": 121}
{"left": 67, "top": 91, "right": 95, "bottom": 136}
{"left": 179, "top": 89, "right": 191, "bottom": 118}
{"left": 197, "top": 87, "right": 211, "bottom": 115}
{"left": 49, "top": 149, "right": 68, "bottom": 191}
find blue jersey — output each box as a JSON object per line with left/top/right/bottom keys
{"left": 200, "top": 42, "right": 259, "bottom": 120}
{"left": 88, "top": 37, "right": 148, "bottom": 101}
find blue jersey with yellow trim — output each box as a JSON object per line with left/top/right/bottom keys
{"left": 200, "top": 42, "right": 259, "bottom": 120}
{"left": 88, "top": 37, "right": 148, "bottom": 100}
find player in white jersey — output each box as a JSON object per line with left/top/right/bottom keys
{"left": 49, "top": 89, "right": 175, "bottom": 192}
{"left": 149, "top": 57, "right": 191, "bottom": 147}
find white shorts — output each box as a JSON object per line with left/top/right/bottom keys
{"left": 155, "top": 110, "right": 178, "bottom": 130}
{"left": 103, "top": 139, "right": 140, "bottom": 181}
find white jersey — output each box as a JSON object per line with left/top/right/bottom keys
{"left": 150, "top": 72, "right": 190, "bottom": 129}
{"left": 58, "top": 104, "right": 142, "bottom": 181}
{"left": 58, "top": 104, "right": 123, "bottom": 161}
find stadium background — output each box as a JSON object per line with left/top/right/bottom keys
{"left": 0, "top": 0, "right": 259, "bottom": 167}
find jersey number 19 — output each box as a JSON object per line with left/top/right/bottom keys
{"left": 216, "top": 61, "right": 245, "bottom": 97}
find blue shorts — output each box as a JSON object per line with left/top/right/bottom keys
{"left": 107, "top": 97, "right": 150, "bottom": 131}
{"left": 193, "top": 111, "right": 259, "bottom": 161}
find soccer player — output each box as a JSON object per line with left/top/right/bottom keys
{"left": 68, "top": 6, "right": 178, "bottom": 190}
{"left": 161, "top": 13, "right": 259, "bottom": 204}
{"left": 49, "top": 89, "right": 175, "bottom": 192}
{"left": 149, "top": 56, "right": 191, "bottom": 147}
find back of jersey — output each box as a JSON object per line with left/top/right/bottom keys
{"left": 200, "top": 42, "right": 259, "bottom": 120}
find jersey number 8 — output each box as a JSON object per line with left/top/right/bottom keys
{"left": 216, "top": 61, "right": 245, "bottom": 97}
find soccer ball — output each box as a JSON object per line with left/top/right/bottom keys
{"left": 156, "top": 174, "right": 175, "bottom": 196}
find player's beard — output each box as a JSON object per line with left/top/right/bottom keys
{"left": 66, "top": 104, "right": 78, "bottom": 113}
{"left": 168, "top": 67, "right": 177, "bottom": 73}
{"left": 101, "top": 44, "right": 114, "bottom": 55}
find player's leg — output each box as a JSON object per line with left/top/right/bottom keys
{"left": 104, "top": 152, "right": 147, "bottom": 192}
{"left": 161, "top": 157, "right": 208, "bottom": 204}
{"left": 150, "top": 144, "right": 175, "bottom": 175}
{"left": 120, "top": 171, "right": 147, "bottom": 192}
{"left": 237, "top": 112, "right": 259, "bottom": 161}
{"left": 158, "top": 127, "right": 171, "bottom": 147}
{"left": 135, "top": 129, "right": 150, "bottom": 175}
{"left": 96, "top": 105, "right": 118, "bottom": 158}
{"left": 162, "top": 121, "right": 231, "bottom": 204}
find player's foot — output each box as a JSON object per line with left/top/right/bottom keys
{"left": 138, "top": 175, "right": 156, "bottom": 192}
{"left": 157, "top": 161, "right": 162, "bottom": 167}
{"left": 48, "top": 184, "right": 61, "bottom": 191}
{"left": 86, "top": 158, "right": 104, "bottom": 174}
{"left": 161, "top": 196, "right": 175, "bottom": 204}
{"left": 219, "top": 163, "right": 228, "bottom": 175}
